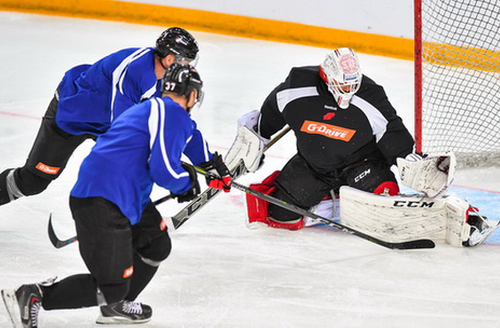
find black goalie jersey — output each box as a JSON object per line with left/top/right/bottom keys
{"left": 257, "top": 65, "right": 414, "bottom": 174}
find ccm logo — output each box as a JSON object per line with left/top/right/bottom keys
{"left": 300, "top": 120, "right": 356, "bottom": 141}
{"left": 393, "top": 201, "right": 435, "bottom": 208}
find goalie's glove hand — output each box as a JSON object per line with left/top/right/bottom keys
{"left": 172, "top": 164, "right": 201, "bottom": 203}
{"left": 199, "top": 152, "right": 232, "bottom": 192}
{"left": 405, "top": 152, "right": 450, "bottom": 173}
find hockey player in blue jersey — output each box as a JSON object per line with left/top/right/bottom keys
{"left": 1, "top": 63, "right": 232, "bottom": 327}
{"left": 0, "top": 27, "right": 199, "bottom": 207}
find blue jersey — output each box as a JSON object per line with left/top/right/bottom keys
{"left": 55, "top": 47, "right": 161, "bottom": 135}
{"left": 71, "top": 96, "right": 212, "bottom": 225}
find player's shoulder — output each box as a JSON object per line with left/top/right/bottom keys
{"left": 358, "top": 75, "right": 385, "bottom": 93}
{"left": 284, "top": 65, "right": 320, "bottom": 88}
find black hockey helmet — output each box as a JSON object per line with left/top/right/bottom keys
{"left": 161, "top": 63, "right": 204, "bottom": 108}
{"left": 155, "top": 27, "right": 199, "bottom": 64}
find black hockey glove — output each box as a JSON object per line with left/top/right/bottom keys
{"left": 198, "top": 152, "right": 232, "bottom": 192}
{"left": 172, "top": 164, "right": 201, "bottom": 203}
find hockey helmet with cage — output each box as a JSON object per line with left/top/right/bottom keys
{"left": 161, "top": 63, "right": 204, "bottom": 110}
{"left": 155, "top": 27, "right": 199, "bottom": 65}
{"left": 319, "top": 48, "right": 362, "bottom": 109}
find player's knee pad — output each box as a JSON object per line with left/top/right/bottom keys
{"left": 373, "top": 181, "right": 399, "bottom": 196}
{"left": 15, "top": 167, "right": 52, "bottom": 196}
{"left": 136, "top": 232, "right": 172, "bottom": 265}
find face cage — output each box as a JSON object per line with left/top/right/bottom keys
{"left": 328, "top": 78, "right": 361, "bottom": 97}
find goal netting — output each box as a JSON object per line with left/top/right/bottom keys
{"left": 414, "top": 0, "right": 500, "bottom": 167}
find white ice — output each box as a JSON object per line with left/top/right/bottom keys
{"left": 1, "top": 12, "right": 500, "bottom": 328}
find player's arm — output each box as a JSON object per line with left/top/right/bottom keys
{"left": 148, "top": 104, "right": 199, "bottom": 202}
{"left": 258, "top": 83, "right": 288, "bottom": 139}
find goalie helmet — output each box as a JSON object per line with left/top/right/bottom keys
{"left": 155, "top": 27, "right": 199, "bottom": 65}
{"left": 161, "top": 63, "right": 204, "bottom": 110}
{"left": 319, "top": 48, "right": 362, "bottom": 109}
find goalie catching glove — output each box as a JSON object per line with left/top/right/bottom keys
{"left": 397, "top": 151, "right": 456, "bottom": 198}
{"left": 199, "top": 152, "right": 232, "bottom": 192}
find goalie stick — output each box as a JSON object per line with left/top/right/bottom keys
{"left": 192, "top": 166, "right": 435, "bottom": 250}
{"left": 166, "top": 126, "right": 291, "bottom": 231}
{"left": 48, "top": 194, "right": 175, "bottom": 249}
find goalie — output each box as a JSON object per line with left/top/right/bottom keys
{"left": 226, "top": 47, "right": 495, "bottom": 247}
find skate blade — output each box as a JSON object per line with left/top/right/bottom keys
{"left": 1, "top": 289, "right": 22, "bottom": 328}
{"left": 96, "top": 315, "right": 151, "bottom": 325}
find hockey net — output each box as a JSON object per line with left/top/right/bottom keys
{"left": 414, "top": 0, "right": 500, "bottom": 167}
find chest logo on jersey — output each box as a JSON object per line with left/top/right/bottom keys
{"left": 323, "top": 112, "right": 335, "bottom": 120}
{"left": 300, "top": 120, "right": 356, "bottom": 141}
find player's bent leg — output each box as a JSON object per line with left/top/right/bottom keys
{"left": 245, "top": 170, "right": 304, "bottom": 230}
{"left": 70, "top": 196, "right": 152, "bottom": 324}
{"left": 127, "top": 202, "right": 172, "bottom": 301}
{"left": 0, "top": 169, "right": 24, "bottom": 205}
{"left": 245, "top": 170, "right": 280, "bottom": 229}
{"left": 0, "top": 167, "right": 53, "bottom": 205}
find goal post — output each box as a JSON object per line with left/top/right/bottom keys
{"left": 414, "top": 0, "right": 500, "bottom": 167}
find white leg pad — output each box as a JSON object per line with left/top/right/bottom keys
{"left": 339, "top": 186, "right": 476, "bottom": 247}
{"left": 339, "top": 186, "right": 448, "bottom": 243}
{"left": 445, "top": 196, "right": 471, "bottom": 247}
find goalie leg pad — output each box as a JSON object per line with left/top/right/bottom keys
{"left": 444, "top": 196, "right": 471, "bottom": 247}
{"left": 245, "top": 171, "right": 305, "bottom": 231}
{"left": 339, "top": 186, "right": 448, "bottom": 243}
{"left": 246, "top": 171, "right": 280, "bottom": 229}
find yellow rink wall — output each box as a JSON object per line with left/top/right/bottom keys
{"left": 0, "top": 0, "right": 414, "bottom": 60}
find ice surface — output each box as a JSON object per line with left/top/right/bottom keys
{"left": 1, "top": 11, "right": 500, "bottom": 328}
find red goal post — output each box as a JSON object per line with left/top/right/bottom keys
{"left": 414, "top": 0, "right": 500, "bottom": 167}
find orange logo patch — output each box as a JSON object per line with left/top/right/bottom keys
{"left": 123, "top": 265, "right": 134, "bottom": 278}
{"left": 300, "top": 120, "right": 356, "bottom": 141}
{"left": 35, "top": 162, "right": 61, "bottom": 175}
{"left": 160, "top": 219, "right": 167, "bottom": 231}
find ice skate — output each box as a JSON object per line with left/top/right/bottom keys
{"left": 463, "top": 213, "right": 500, "bottom": 247}
{"left": 1, "top": 283, "right": 43, "bottom": 328}
{"left": 96, "top": 300, "right": 152, "bottom": 324}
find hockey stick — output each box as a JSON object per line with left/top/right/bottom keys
{"left": 192, "top": 166, "right": 436, "bottom": 250}
{"left": 48, "top": 194, "right": 175, "bottom": 249}
{"left": 166, "top": 126, "right": 291, "bottom": 230}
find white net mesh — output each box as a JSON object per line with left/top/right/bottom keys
{"left": 420, "top": 0, "right": 500, "bottom": 167}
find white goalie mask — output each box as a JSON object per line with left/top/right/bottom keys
{"left": 319, "top": 48, "right": 362, "bottom": 109}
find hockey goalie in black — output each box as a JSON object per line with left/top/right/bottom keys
{"left": 242, "top": 47, "right": 415, "bottom": 230}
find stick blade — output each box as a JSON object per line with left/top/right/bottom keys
{"left": 385, "top": 238, "right": 436, "bottom": 250}
{"left": 47, "top": 214, "right": 77, "bottom": 248}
